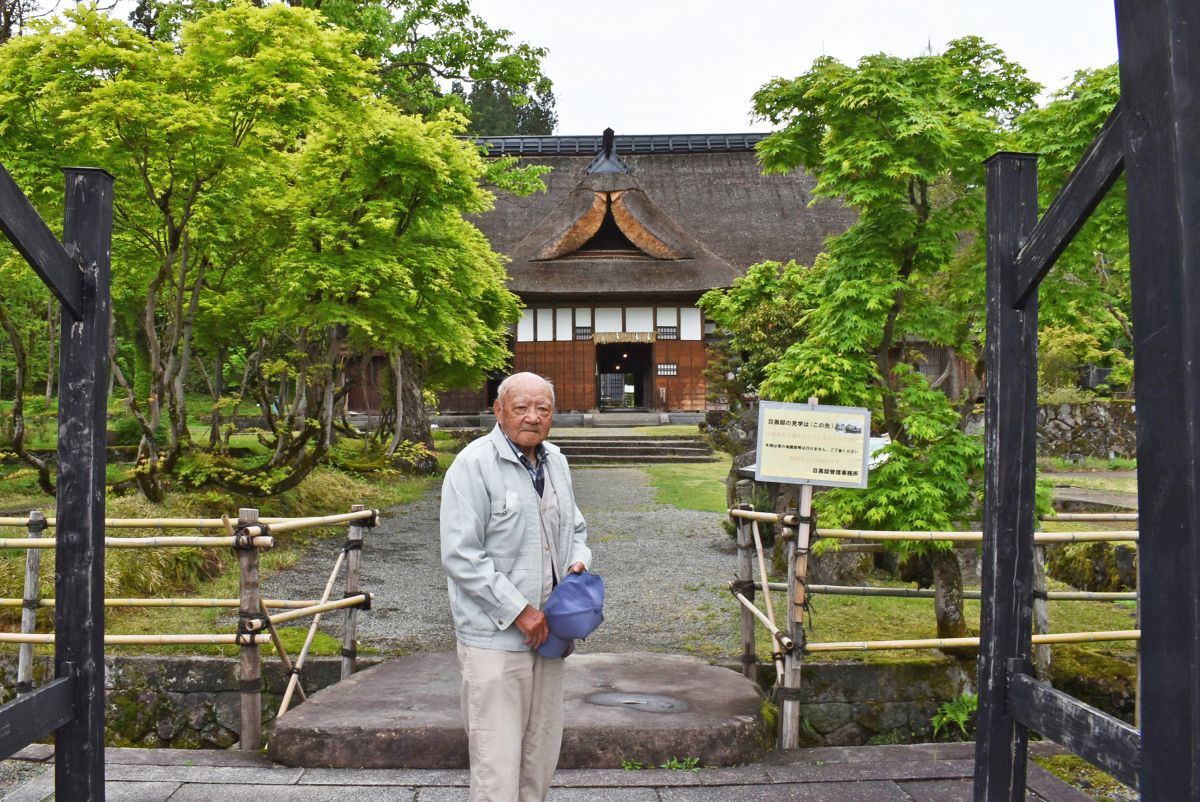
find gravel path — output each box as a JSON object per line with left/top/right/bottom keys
{"left": 257, "top": 466, "right": 740, "bottom": 660}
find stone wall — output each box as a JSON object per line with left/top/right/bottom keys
{"left": 766, "top": 659, "right": 976, "bottom": 746}
{"left": 1036, "top": 401, "right": 1137, "bottom": 459}
{"left": 0, "top": 655, "right": 378, "bottom": 749}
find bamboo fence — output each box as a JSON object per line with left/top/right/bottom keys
{"left": 727, "top": 504, "right": 1140, "bottom": 750}
{"left": 7, "top": 505, "right": 376, "bottom": 751}
{"left": 0, "top": 598, "right": 321, "bottom": 609}
{"left": 0, "top": 510, "right": 378, "bottom": 529}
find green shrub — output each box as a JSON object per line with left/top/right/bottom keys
{"left": 931, "top": 692, "right": 977, "bottom": 740}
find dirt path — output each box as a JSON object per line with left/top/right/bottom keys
{"left": 257, "top": 467, "right": 740, "bottom": 660}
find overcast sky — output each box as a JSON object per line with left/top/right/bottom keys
{"left": 469, "top": 0, "right": 1119, "bottom": 136}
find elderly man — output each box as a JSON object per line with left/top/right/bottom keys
{"left": 440, "top": 372, "right": 591, "bottom": 802}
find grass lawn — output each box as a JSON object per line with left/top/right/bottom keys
{"left": 642, "top": 454, "right": 732, "bottom": 514}
{"left": 1046, "top": 473, "right": 1138, "bottom": 495}
{"left": 641, "top": 452, "right": 1138, "bottom": 674}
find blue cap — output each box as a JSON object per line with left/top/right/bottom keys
{"left": 538, "top": 571, "right": 604, "bottom": 659}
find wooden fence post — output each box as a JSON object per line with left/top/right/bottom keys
{"left": 16, "top": 510, "right": 46, "bottom": 695}
{"left": 779, "top": 396, "right": 817, "bottom": 750}
{"left": 734, "top": 508, "right": 756, "bottom": 680}
{"left": 236, "top": 507, "right": 263, "bottom": 751}
{"left": 341, "top": 504, "right": 365, "bottom": 680}
{"left": 54, "top": 167, "right": 113, "bottom": 801}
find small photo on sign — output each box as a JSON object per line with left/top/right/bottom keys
{"left": 755, "top": 401, "right": 872, "bottom": 488}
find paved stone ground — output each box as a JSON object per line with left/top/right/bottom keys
{"left": 254, "top": 465, "right": 739, "bottom": 661}
{"left": 1, "top": 742, "right": 1098, "bottom": 801}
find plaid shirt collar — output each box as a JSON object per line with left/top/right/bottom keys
{"left": 502, "top": 430, "right": 547, "bottom": 493}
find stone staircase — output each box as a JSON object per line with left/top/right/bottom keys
{"left": 553, "top": 434, "right": 717, "bottom": 465}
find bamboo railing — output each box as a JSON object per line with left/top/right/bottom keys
{"left": 5, "top": 505, "right": 378, "bottom": 751}
{"left": 727, "top": 506, "right": 1140, "bottom": 749}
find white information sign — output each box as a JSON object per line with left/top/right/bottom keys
{"left": 755, "top": 401, "right": 872, "bottom": 488}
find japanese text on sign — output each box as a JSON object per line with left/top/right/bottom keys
{"left": 755, "top": 401, "right": 871, "bottom": 488}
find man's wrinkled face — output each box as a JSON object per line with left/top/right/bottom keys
{"left": 494, "top": 378, "right": 554, "bottom": 457}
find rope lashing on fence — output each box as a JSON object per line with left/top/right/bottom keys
{"left": 747, "top": 583, "right": 1139, "bottom": 602}
{"left": 0, "top": 633, "right": 273, "bottom": 645}
{"left": 0, "top": 535, "right": 275, "bottom": 549}
{"left": 0, "top": 509, "right": 381, "bottom": 529}
{"left": 803, "top": 629, "right": 1140, "bottom": 653}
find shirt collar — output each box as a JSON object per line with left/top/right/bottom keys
{"left": 501, "top": 430, "right": 547, "bottom": 470}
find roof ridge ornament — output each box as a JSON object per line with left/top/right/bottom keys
{"left": 586, "top": 128, "right": 632, "bottom": 174}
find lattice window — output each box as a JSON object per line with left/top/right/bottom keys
{"left": 574, "top": 326, "right": 593, "bottom": 340}
{"left": 657, "top": 363, "right": 678, "bottom": 376}
{"left": 656, "top": 326, "right": 678, "bottom": 340}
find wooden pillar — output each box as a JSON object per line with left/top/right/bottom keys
{"left": 734, "top": 511, "right": 756, "bottom": 680}
{"left": 341, "top": 504, "right": 366, "bottom": 680}
{"left": 236, "top": 507, "right": 263, "bottom": 750}
{"left": 779, "top": 480, "right": 813, "bottom": 750}
{"left": 54, "top": 167, "right": 113, "bottom": 801}
{"left": 1114, "top": 3, "right": 1200, "bottom": 796}
{"left": 17, "top": 510, "right": 46, "bottom": 695}
{"left": 974, "top": 152, "right": 1039, "bottom": 802}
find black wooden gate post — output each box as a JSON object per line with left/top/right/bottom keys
{"left": 1115, "top": 2, "right": 1200, "bottom": 797}
{"left": 974, "top": 153, "right": 1039, "bottom": 802}
{"left": 54, "top": 167, "right": 113, "bottom": 800}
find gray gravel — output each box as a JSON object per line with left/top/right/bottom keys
{"left": 257, "top": 466, "right": 739, "bottom": 660}
{"left": 0, "top": 757, "right": 49, "bottom": 800}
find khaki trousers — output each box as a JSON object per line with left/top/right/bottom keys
{"left": 457, "top": 642, "right": 566, "bottom": 802}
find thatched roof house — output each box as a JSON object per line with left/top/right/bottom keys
{"left": 440, "top": 130, "right": 856, "bottom": 413}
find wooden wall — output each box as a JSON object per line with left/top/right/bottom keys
{"left": 513, "top": 341, "right": 597, "bottom": 412}
{"left": 433, "top": 339, "right": 711, "bottom": 414}
{"left": 652, "top": 340, "right": 708, "bottom": 411}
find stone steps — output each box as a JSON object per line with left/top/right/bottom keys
{"left": 552, "top": 435, "right": 716, "bottom": 464}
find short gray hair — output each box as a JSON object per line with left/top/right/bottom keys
{"left": 496, "top": 372, "right": 555, "bottom": 408}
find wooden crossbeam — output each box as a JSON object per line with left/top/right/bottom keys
{"left": 1007, "top": 665, "right": 1140, "bottom": 790}
{"left": 0, "top": 164, "right": 82, "bottom": 318}
{"left": 1013, "top": 104, "right": 1125, "bottom": 306}
{"left": 0, "top": 673, "right": 74, "bottom": 758}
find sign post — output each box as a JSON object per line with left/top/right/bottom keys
{"left": 756, "top": 399, "right": 871, "bottom": 749}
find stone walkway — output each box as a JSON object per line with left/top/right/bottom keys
{"left": 2, "top": 742, "right": 1095, "bottom": 802}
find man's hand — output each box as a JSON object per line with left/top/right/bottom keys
{"left": 513, "top": 604, "right": 549, "bottom": 649}
{"left": 568, "top": 562, "right": 586, "bottom": 574}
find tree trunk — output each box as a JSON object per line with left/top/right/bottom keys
{"left": 930, "top": 548, "right": 973, "bottom": 655}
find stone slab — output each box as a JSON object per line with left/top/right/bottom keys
{"left": 104, "top": 781, "right": 182, "bottom": 802}
{"left": 104, "top": 764, "right": 304, "bottom": 785}
{"left": 9, "top": 746, "right": 52, "bottom": 764}
{"left": 659, "top": 781, "right": 913, "bottom": 801}
{"left": 764, "top": 758, "right": 974, "bottom": 784}
{"left": 166, "top": 785, "right": 418, "bottom": 802}
{"left": 298, "top": 768, "right": 468, "bottom": 786}
{"left": 106, "top": 747, "right": 275, "bottom": 768}
{"left": 268, "top": 652, "right": 765, "bottom": 769}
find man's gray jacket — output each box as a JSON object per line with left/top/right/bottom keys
{"left": 440, "top": 425, "right": 592, "bottom": 651}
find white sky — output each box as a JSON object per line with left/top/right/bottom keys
{"left": 469, "top": 0, "right": 1119, "bottom": 135}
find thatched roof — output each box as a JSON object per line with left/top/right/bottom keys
{"left": 471, "top": 133, "right": 854, "bottom": 302}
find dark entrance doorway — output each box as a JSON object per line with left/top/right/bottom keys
{"left": 595, "top": 343, "right": 651, "bottom": 408}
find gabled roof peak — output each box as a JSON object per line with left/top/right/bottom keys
{"left": 586, "top": 128, "right": 633, "bottom": 174}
